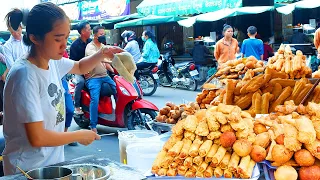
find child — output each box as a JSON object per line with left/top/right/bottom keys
{"left": 262, "top": 37, "right": 274, "bottom": 61}
{"left": 241, "top": 26, "right": 264, "bottom": 60}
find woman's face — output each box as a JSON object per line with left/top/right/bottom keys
{"left": 142, "top": 32, "right": 148, "bottom": 40}
{"left": 224, "top": 28, "right": 234, "bottom": 38}
{"left": 37, "top": 18, "right": 70, "bottom": 60}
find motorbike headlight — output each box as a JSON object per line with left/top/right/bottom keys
{"left": 120, "top": 86, "right": 130, "bottom": 96}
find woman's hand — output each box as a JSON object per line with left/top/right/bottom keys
{"left": 101, "top": 46, "right": 124, "bottom": 60}
{"left": 75, "top": 130, "right": 101, "bottom": 146}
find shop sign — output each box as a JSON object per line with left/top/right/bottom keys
{"left": 78, "top": 0, "right": 130, "bottom": 20}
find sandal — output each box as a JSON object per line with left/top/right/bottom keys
{"left": 74, "top": 109, "right": 84, "bottom": 115}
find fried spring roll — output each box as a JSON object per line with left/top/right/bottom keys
{"left": 204, "top": 166, "right": 214, "bottom": 178}
{"left": 189, "top": 164, "right": 198, "bottom": 173}
{"left": 237, "top": 155, "right": 251, "bottom": 175}
{"left": 151, "top": 150, "right": 167, "bottom": 174}
{"left": 199, "top": 140, "right": 213, "bottom": 157}
{"left": 161, "top": 156, "right": 174, "bottom": 168}
{"left": 172, "top": 119, "right": 185, "bottom": 135}
{"left": 166, "top": 168, "right": 177, "bottom": 177}
{"left": 157, "top": 168, "right": 168, "bottom": 176}
{"left": 198, "top": 161, "right": 209, "bottom": 173}
{"left": 207, "top": 131, "right": 221, "bottom": 140}
{"left": 163, "top": 135, "right": 183, "bottom": 151}
{"left": 193, "top": 155, "right": 204, "bottom": 166}
{"left": 196, "top": 171, "right": 204, "bottom": 177}
{"left": 214, "top": 167, "right": 224, "bottom": 178}
{"left": 224, "top": 169, "right": 233, "bottom": 178}
{"left": 189, "top": 139, "right": 203, "bottom": 157}
{"left": 241, "top": 160, "right": 256, "bottom": 179}
{"left": 185, "top": 170, "right": 196, "bottom": 178}
{"left": 183, "top": 156, "right": 193, "bottom": 168}
{"left": 168, "top": 141, "right": 184, "bottom": 157}
{"left": 212, "top": 146, "right": 227, "bottom": 166}
{"left": 177, "top": 165, "right": 188, "bottom": 176}
{"left": 205, "top": 144, "right": 219, "bottom": 163}
{"left": 184, "top": 130, "right": 195, "bottom": 141}
{"left": 179, "top": 139, "right": 192, "bottom": 159}
{"left": 183, "top": 115, "right": 198, "bottom": 132}
{"left": 220, "top": 152, "right": 231, "bottom": 170}
{"left": 169, "top": 162, "right": 178, "bottom": 169}
{"left": 174, "top": 156, "right": 184, "bottom": 165}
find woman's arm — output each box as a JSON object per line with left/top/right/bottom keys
{"left": 69, "top": 46, "right": 123, "bottom": 75}
{"left": 141, "top": 41, "right": 151, "bottom": 58}
{"left": 25, "top": 122, "right": 99, "bottom": 147}
{"left": 214, "top": 43, "right": 220, "bottom": 60}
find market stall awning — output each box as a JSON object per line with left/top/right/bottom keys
{"left": 114, "top": 15, "right": 186, "bottom": 29}
{"left": 136, "top": 0, "right": 242, "bottom": 17}
{"left": 276, "top": 0, "right": 320, "bottom": 14}
{"left": 178, "top": 6, "right": 274, "bottom": 27}
{"left": 101, "top": 13, "right": 144, "bottom": 25}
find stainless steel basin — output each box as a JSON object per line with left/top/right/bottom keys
{"left": 63, "top": 164, "right": 110, "bottom": 180}
{"left": 27, "top": 166, "right": 73, "bottom": 180}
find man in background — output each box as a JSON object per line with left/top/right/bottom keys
{"left": 69, "top": 21, "right": 92, "bottom": 115}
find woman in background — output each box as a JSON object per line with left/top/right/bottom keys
{"left": 134, "top": 30, "right": 160, "bottom": 79}
{"left": 214, "top": 25, "right": 239, "bottom": 65}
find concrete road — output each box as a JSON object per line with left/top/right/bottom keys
{"left": 64, "top": 87, "right": 199, "bottom": 162}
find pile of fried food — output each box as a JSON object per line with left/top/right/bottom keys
{"left": 214, "top": 56, "right": 265, "bottom": 79}
{"left": 255, "top": 101, "right": 320, "bottom": 180}
{"left": 210, "top": 71, "right": 320, "bottom": 116}
{"left": 155, "top": 102, "right": 200, "bottom": 124}
{"left": 152, "top": 104, "right": 261, "bottom": 178}
{"left": 267, "top": 44, "right": 312, "bottom": 79}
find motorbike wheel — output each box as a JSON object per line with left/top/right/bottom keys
{"left": 74, "top": 114, "right": 90, "bottom": 129}
{"left": 158, "top": 72, "right": 171, "bottom": 87}
{"left": 125, "top": 108, "right": 157, "bottom": 130}
{"left": 140, "top": 74, "right": 158, "bottom": 96}
{"left": 188, "top": 78, "right": 198, "bottom": 91}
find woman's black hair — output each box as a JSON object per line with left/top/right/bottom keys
{"left": 4, "top": 8, "right": 24, "bottom": 31}
{"left": 223, "top": 24, "right": 233, "bottom": 33}
{"left": 143, "top": 30, "right": 156, "bottom": 43}
{"left": 6, "top": 2, "right": 68, "bottom": 56}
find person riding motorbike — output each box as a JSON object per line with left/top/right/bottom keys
{"left": 121, "top": 30, "right": 141, "bottom": 63}
{"left": 134, "top": 30, "right": 160, "bottom": 80}
{"left": 84, "top": 26, "right": 117, "bottom": 134}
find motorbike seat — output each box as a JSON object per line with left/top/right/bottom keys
{"left": 138, "top": 64, "right": 156, "bottom": 73}
{"left": 174, "top": 62, "right": 192, "bottom": 68}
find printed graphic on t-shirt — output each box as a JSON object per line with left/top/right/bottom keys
{"left": 47, "top": 83, "right": 65, "bottom": 125}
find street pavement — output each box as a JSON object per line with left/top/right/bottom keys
{"left": 64, "top": 86, "right": 199, "bottom": 162}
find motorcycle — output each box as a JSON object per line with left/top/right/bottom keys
{"left": 136, "top": 64, "right": 159, "bottom": 96}
{"left": 157, "top": 52, "right": 199, "bottom": 91}
{"left": 68, "top": 75, "right": 159, "bottom": 130}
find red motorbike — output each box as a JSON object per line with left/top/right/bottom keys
{"left": 68, "top": 75, "right": 159, "bottom": 130}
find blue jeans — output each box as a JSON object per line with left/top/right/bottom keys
{"left": 74, "top": 75, "right": 85, "bottom": 108}
{"left": 62, "top": 76, "right": 74, "bottom": 128}
{"left": 86, "top": 76, "right": 116, "bottom": 129}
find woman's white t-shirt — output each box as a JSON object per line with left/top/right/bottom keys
{"left": 2, "top": 57, "right": 74, "bottom": 175}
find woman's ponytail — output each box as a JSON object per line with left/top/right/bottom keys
{"left": 5, "top": 8, "right": 23, "bottom": 31}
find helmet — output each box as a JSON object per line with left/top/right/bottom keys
{"left": 121, "top": 30, "right": 136, "bottom": 43}
{"left": 164, "top": 41, "right": 174, "bottom": 51}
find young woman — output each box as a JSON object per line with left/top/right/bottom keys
{"left": 2, "top": 2, "right": 123, "bottom": 175}
{"left": 214, "top": 25, "right": 239, "bottom": 65}
{"left": 134, "top": 30, "right": 160, "bottom": 79}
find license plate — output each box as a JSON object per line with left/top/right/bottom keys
{"left": 153, "top": 73, "right": 159, "bottom": 79}
{"left": 190, "top": 70, "right": 199, "bottom": 76}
